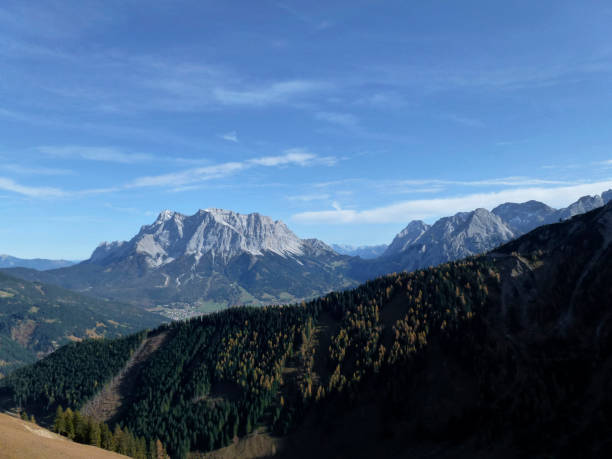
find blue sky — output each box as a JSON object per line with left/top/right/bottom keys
{"left": 1, "top": 0, "right": 612, "bottom": 259}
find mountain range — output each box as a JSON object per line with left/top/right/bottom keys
{"left": 2, "top": 209, "right": 356, "bottom": 313}
{"left": 2, "top": 190, "right": 610, "bottom": 314}
{"left": 3, "top": 200, "right": 611, "bottom": 458}
{"left": 330, "top": 243, "right": 387, "bottom": 259}
{"left": 0, "top": 255, "right": 78, "bottom": 271}
{"left": 364, "top": 189, "right": 612, "bottom": 277}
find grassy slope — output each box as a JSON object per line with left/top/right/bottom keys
{"left": 0, "top": 413, "right": 128, "bottom": 459}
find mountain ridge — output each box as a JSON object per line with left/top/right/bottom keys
{"left": 2, "top": 209, "right": 356, "bottom": 312}
{"left": 0, "top": 255, "right": 78, "bottom": 271}
{"left": 3, "top": 201, "right": 611, "bottom": 458}
{"left": 2, "top": 190, "right": 611, "bottom": 314}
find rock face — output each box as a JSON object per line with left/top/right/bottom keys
{"left": 371, "top": 189, "right": 612, "bottom": 278}
{"left": 383, "top": 220, "right": 430, "bottom": 257}
{"left": 491, "top": 200, "right": 556, "bottom": 234}
{"left": 5, "top": 210, "right": 355, "bottom": 309}
{"left": 555, "top": 195, "right": 604, "bottom": 221}
{"left": 91, "top": 209, "right": 306, "bottom": 268}
{"left": 369, "top": 209, "right": 514, "bottom": 276}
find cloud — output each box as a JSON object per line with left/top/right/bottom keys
{"left": 292, "top": 180, "right": 612, "bottom": 224}
{"left": 390, "top": 177, "right": 572, "bottom": 188}
{"left": 129, "top": 162, "right": 246, "bottom": 188}
{"left": 0, "top": 164, "right": 73, "bottom": 175}
{"left": 129, "top": 149, "right": 336, "bottom": 189}
{"left": 221, "top": 131, "right": 239, "bottom": 143}
{"left": 287, "top": 193, "right": 330, "bottom": 202}
{"left": 315, "top": 111, "right": 359, "bottom": 128}
{"left": 39, "top": 146, "right": 155, "bottom": 163}
{"left": 249, "top": 149, "right": 316, "bottom": 167}
{"left": 439, "top": 114, "right": 484, "bottom": 128}
{"left": 213, "top": 80, "right": 326, "bottom": 106}
{"left": 0, "top": 177, "right": 66, "bottom": 198}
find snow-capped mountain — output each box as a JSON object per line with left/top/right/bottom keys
{"left": 4, "top": 189, "right": 611, "bottom": 314}
{"left": 91, "top": 209, "right": 308, "bottom": 268}
{"left": 5, "top": 209, "right": 354, "bottom": 309}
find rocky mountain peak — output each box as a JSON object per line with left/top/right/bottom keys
{"left": 557, "top": 195, "right": 604, "bottom": 220}
{"left": 89, "top": 208, "right": 307, "bottom": 268}
{"left": 384, "top": 220, "right": 430, "bottom": 256}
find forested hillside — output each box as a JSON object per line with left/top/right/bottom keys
{"left": 2, "top": 202, "right": 611, "bottom": 458}
{"left": 0, "top": 272, "right": 165, "bottom": 376}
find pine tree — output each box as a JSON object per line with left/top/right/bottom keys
{"left": 148, "top": 438, "right": 157, "bottom": 459}
{"left": 101, "top": 422, "right": 114, "bottom": 451}
{"left": 88, "top": 418, "right": 101, "bottom": 447}
{"left": 114, "top": 424, "right": 125, "bottom": 454}
{"left": 64, "top": 408, "right": 75, "bottom": 440}
{"left": 53, "top": 406, "right": 66, "bottom": 435}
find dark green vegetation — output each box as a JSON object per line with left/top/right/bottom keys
{"left": 0, "top": 271, "right": 165, "bottom": 376}
{"left": 2, "top": 203, "right": 612, "bottom": 458}
{"left": 8, "top": 333, "right": 144, "bottom": 408}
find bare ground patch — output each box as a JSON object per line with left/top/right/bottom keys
{"left": 10, "top": 320, "right": 37, "bottom": 347}
{"left": 81, "top": 330, "right": 169, "bottom": 422}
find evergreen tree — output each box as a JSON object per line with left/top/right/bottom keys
{"left": 64, "top": 408, "right": 75, "bottom": 440}
{"left": 53, "top": 406, "right": 65, "bottom": 435}
{"left": 88, "top": 418, "right": 101, "bottom": 447}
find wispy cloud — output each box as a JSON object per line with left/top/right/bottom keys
{"left": 39, "top": 146, "right": 155, "bottom": 163}
{"left": 287, "top": 193, "right": 330, "bottom": 202}
{"left": 130, "top": 149, "right": 336, "bottom": 189}
{"left": 275, "top": 2, "right": 332, "bottom": 31}
{"left": 0, "top": 177, "right": 66, "bottom": 198}
{"left": 315, "top": 111, "right": 359, "bottom": 128}
{"left": 103, "top": 203, "right": 152, "bottom": 215}
{"left": 0, "top": 164, "right": 73, "bottom": 176}
{"left": 213, "top": 80, "right": 326, "bottom": 106}
{"left": 292, "top": 180, "right": 612, "bottom": 224}
{"left": 313, "top": 176, "right": 573, "bottom": 194}
{"left": 439, "top": 114, "right": 484, "bottom": 128}
{"left": 220, "top": 131, "right": 239, "bottom": 143}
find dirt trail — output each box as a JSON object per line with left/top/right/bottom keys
{"left": 81, "top": 330, "right": 169, "bottom": 422}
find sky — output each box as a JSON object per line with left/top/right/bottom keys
{"left": 1, "top": 0, "right": 612, "bottom": 259}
